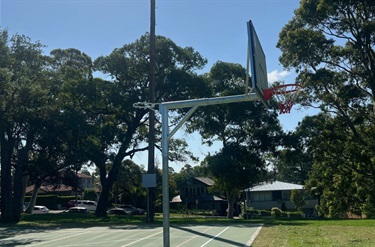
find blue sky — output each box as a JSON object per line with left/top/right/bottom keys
{"left": 1, "top": 0, "right": 318, "bottom": 171}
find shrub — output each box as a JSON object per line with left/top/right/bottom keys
{"left": 260, "top": 210, "right": 271, "bottom": 216}
{"left": 291, "top": 189, "right": 306, "bottom": 212}
{"left": 271, "top": 207, "right": 282, "bottom": 218}
{"left": 247, "top": 210, "right": 259, "bottom": 215}
{"left": 83, "top": 189, "right": 97, "bottom": 201}
{"left": 25, "top": 195, "right": 59, "bottom": 209}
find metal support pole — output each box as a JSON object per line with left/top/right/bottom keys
{"left": 160, "top": 104, "right": 170, "bottom": 247}
{"left": 158, "top": 93, "right": 258, "bottom": 247}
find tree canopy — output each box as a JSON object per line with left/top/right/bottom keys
{"left": 189, "top": 61, "right": 283, "bottom": 218}
{"left": 0, "top": 30, "right": 55, "bottom": 222}
{"left": 0, "top": 30, "right": 212, "bottom": 221}
{"left": 277, "top": 0, "right": 375, "bottom": 217}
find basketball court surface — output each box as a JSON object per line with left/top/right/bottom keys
{"left": 0, "top": 224, "right": 262, "bottom": 247}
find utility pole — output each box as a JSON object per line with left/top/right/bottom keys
{"left": 147, "top": 0, "right": 156, "bottom": 223}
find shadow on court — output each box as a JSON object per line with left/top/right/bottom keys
{"left": 0, "top": 218, "right": 312, "bottom": 246}
{"left": 0, "top": 223, "right": 162, "bottom": 247}
{"left": 0, "top": 227, "right": 48, "bottom": 247}
{"left": 172, "top": 225, "right": 247, "bottom": 247}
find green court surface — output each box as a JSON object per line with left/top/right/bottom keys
{"left": 0, "top": 224, "right": 262, "bottom": 247}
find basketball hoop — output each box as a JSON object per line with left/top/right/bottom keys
{"left": 263, "top": 84, "right": 302, "bottom": 114}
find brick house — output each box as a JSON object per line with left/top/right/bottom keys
{"left": 25, "top": 172, "right": 96, "bottom": 196}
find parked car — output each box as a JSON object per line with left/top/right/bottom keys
{"left": 64, "top": 207, "right": 89, "bottom": 213}
{"left": 106, "top": 208, "right": 130, "bottom": 215}
{"left": 117, "top": 205, "right": 145, "bottom": 215}
{"left": 67, "top": 200, "right": 77, "bottom": 208}
{"left": 67, "top": 200, "right": 97, "bottom": 211}
{"left": 33, "top": 206, "right": 49, "bottom": 214}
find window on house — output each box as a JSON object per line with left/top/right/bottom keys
{"left": 272, "top": 191, "right": 282, "bottom": 201}
{"left": 189, "top": 188, "right": 193, "bottom": 196}
{"left": 282, "top": 191, "right": 291, "bottom": 201}
{"left": 250, "top": 192, "right": 272, "bottom": 201}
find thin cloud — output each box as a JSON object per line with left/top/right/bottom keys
{"left": 267, "top": 70, "right": 290, "bottom": 83}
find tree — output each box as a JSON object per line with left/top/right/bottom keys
{"left": 272, "top": 126, "right": 313, "bottom": 185}
{"left": 290, "top": 189, "right": 306, "bottom": 212}
{"left": 277, "top": 0, "right": 375, "bottom": 131}
{"left": 272, "top": 149, "right": 311, "bottom": 185}
{"left": 23, "top": 48, "right": 95, "bottom": 213}
{"left": 81, "top": 33, "right": 210, "bottom": 216}
{"left": 202, "top": 144, "right": 268, "bottom": 218}
{"left": 300, "top": 113, "right": 375, "bottom": 217}
{"left": 277, "top": 0, "right": 375, "bottom": 217}
{"left": 0, "top": 30, "right": 52, "bottom": 222}
{"left": 111, "top": 160, "right": 146, "bottom": 206}
{"left": 172, "top": 164, "right": 206, "bottom": 190}
{"left": 189, "top": 61, "right": 283, "bottom": 218}
{"left": 0, "top": 30, "right": 210, "bottom": 219}
{"left": 0, "top": 31, "right": 95, "bottom": 222}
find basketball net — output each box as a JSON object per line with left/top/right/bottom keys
{"left": 263, "top": 84, "right": 301, "bottom": 114}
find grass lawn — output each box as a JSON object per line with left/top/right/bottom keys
{"left": 252, "top": 218, "right": 375, "bottom": 247}
{"left": 2, "top": 213, "right": 375, "bottom": 246}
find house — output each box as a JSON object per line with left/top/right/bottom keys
{"left": 77, "top": 172, "right": 95, "bottom": 190}
{"left": 244, "top": 180, "right": 318, "bottom": 214}
{"left": 25, "top": 184, "right": 78, "bottom": 196}
{"left": 171, "top": 177, "right": 227, "bottom": 215}
{"left": 25, "top": 172, "right": 96, "bottom": 196}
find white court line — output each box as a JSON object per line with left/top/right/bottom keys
{"left": 121, "top": 230, "right": 163, "bottom": 247}
{"left": 176, "top": 227, "right": 213, "bottom": 247}
{"left": 245, "top": 224, "right": 263, "bottom": 247}
{"left": 28, "top": 231, "right": 91, "bottom": 246}
{"left": 200, "top": 226, "right": 230, "bottom": 247}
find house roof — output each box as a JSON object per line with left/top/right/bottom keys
{"left": 171, "top": 195, "right": 182, "bottom": 203}
{"left": 195, "top": 177, "right": 214, "bottom": 186}
{"left": 77, "top": 173, "right": 93, "bottom": 178}
{"left": 170, "top": 194, "right": 226, "bottom": 203}
{"left": 199, "top": 194, "right": 226, "bottom": 202}
{"left": 25, "top": 184, "right": 77, "bottom": 194}
{"left": 245, "top": 181, "right": 304, "bottom": 192}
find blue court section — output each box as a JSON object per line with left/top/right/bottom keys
{"left": 0, "top": 224, "right": 262, "bottom": 247}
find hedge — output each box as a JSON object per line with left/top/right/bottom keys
{"left": 25, "top": 195, "right": 80, "bottom": 210}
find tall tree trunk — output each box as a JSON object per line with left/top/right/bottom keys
{"left": 0, "top": 129, "right": 15, "bottom": 223}
{"left": 13, "top": 133, "right": 34, "bottom": 220}
{"left": 12, "top": 162, "right": 24, "bottom": 221}
{"left": 25, "top": 180, "right": 42, "bottom": 214}
{"left": 21, "top": 175, "right": 30, "bottom": 207}
{"left": 95, "top": 159, "right": 120, "bottom": 217}
{"left": 96, "top": 180, "right": 111, "bottom": 217}
{"left": 226, "top": 190, "right": 238, "bottom": 219}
